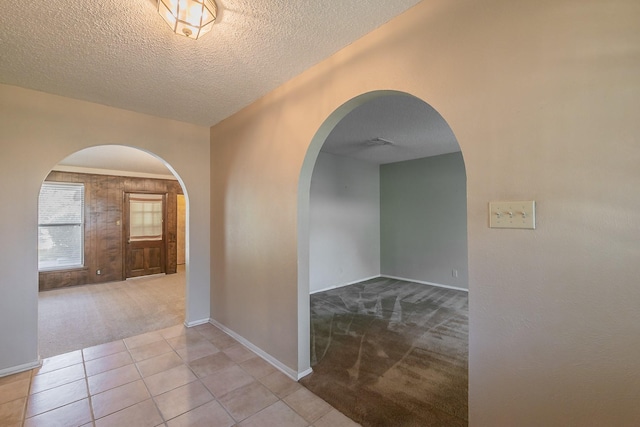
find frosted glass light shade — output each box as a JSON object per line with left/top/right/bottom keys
{"left": 158, "top": 0, "right": 217, "bottom": 39}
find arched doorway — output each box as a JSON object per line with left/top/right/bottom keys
{"left": 297, "top": 91, "right": 468, "bottom": 425}
{"left": 37, "top": 145, "right": 191, "bottom": 357}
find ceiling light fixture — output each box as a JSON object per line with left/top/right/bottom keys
{"left": 157, "top": 0, "right": 217, "bottom": 40}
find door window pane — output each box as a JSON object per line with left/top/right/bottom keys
{"left": 130, "top": 194, "right": 163, "bottom": 241}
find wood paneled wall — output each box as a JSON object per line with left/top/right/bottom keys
{"left": 39, "top": 171, "right": 183, "bottom": 291}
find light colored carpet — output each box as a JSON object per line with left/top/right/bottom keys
{"left": 38, "top": 268, "right": 185, "bottom": 358}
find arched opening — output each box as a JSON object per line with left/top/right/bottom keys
{"left": 297, "top": 91, "right": 468, "bottom": 425}
{"left": 37, "top": 145, "right": 191, "bottom": 357}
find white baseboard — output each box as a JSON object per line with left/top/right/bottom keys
{"left": 297, "top": 367, "right": 313, "bottom": 379}
{"left": 381, "top": 275, "right": 468, "bottom": 292}
{"left": 184, "top": 318, "right": 210, "bottom": 327}
{"left": 311, "top": 275, "right": 468, "bottom": 293}
{"left": 310, "top": 275, "right": 381, "bottom": 294}
{"left": 0, "top": 359, "right": 41, "bottom": 378}
{"left": 208, "top": 318, "right": 310, "bottom": 381}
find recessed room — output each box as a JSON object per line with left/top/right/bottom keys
{"left": 300, "top": 92, "right": 468, "bottom": 425}
{"left": 37, "top": 146, "right": 188, "bottom": 358}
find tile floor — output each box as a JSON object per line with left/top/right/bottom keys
{"left": 0, "top": 323, "right": 360, "bottom": 427}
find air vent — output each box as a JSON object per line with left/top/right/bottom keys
{"left": 365, "top": 137, "right": 394, "bottom": 147}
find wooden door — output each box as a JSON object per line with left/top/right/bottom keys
{"left": 124, "top": 193, "right": 166, "bottom": 278}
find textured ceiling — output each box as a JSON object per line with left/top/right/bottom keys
{"left": 322, "top": 94, "right": 461, "bottom": 165}
{"left": 0, "top": 0, "right": 421, "bottom": 127}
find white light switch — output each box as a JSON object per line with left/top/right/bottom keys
{"left": 489, "top": 201, "right": 536, "bottom": 229}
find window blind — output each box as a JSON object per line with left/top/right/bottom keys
{"left": 38, "top": 182, "right": 84, "bottom": 270}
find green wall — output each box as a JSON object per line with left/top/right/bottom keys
{"left": 381, "top": 152, "right": 467, "bottom": 289}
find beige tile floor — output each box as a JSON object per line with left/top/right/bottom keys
{"left": 0, "top": 323, "right": 360, "bottom": 427}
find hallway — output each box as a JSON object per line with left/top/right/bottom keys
{"left": 1, "top": 323, "right": 359, "bottom": 426}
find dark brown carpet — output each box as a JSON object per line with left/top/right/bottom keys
{"left": 301, "top": 277, "right": 468, "bottom": 426}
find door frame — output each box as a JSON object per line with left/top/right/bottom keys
{"left": 122, "top": 191, "right": 169, "bottom": 279}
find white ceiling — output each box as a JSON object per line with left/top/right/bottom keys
{"left": 56, "top": 146, "right": 174, "bottom": 178}
{"left": 0, "top": 0, "right": 421, "bottom": 127}
{"left": 322, "top": 94, "right": 460, "bottom": 164}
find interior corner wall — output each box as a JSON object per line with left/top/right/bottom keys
{"left": 380, "top": 152, "right": 468, "bottom": 289}
{"left": 0, "top": 84, "right": 211, "bottom": 374}
{"left": 210, "top": 0, "right": 640, "bottom": 424}
{"left": 309, "top": 152, "right": 380, "bottom": 293}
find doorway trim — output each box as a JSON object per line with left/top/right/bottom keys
{"left": 297, "top": 90, "right": 467, "bottom": 377}
{"left": 123, "top": 192, "right": 167, "bottom": 279}
{"left": 37, "top": 145, "right": 194, "bottom": 351}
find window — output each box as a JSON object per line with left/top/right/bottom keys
{"left": 38, "top": 182, "right": 84, "bottom": 270}
{"left": 129, "top": 194, "right": 163, "bottom": 241}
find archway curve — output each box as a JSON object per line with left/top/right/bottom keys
{"left": 296, "top": 89, "right": 466, "bottom": 376}
{"left": 37, "top": 144, "right": 193, "bottom": 355}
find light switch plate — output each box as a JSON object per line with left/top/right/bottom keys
{"left": 489, "top": 201, "right": 536, "bottom": 229}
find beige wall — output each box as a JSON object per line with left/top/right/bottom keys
{"left": 0, "top": 84, "right": 211, "bottom": 374}
{"left": 211, "top": 0, "right": 640, "bottom": 424}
